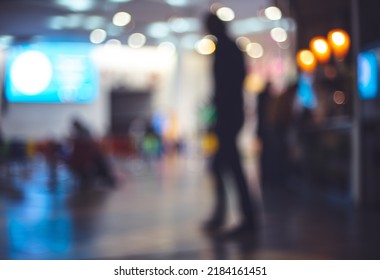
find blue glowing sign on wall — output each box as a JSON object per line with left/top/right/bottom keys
{"left": 358, "top": 51, "right": 378, "bottom": 99}
{"left": 5, "top": 43, "right": 98, "bottom": 103}
{"left": 297, "top": 73, "right": 317, "bottom": 109}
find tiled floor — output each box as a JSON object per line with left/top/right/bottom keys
{"left": 1, "top": 155, "right": 380, "bottom": 260}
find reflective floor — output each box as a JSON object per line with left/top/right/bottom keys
{"left": 1, "top": 155, "right": 380, "bottom": 260}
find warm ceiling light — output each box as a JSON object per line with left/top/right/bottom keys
{"left": 328, "top": 29, "right": 350, "bottom": 60}
{"left": 310, "top": 36, "right": 331, "bottom": 64}
{"left": 196, "top": 38, "right": 216, "bottom": 55}
{"left": 297, "top": 49, "right": 317, "bottom": 72}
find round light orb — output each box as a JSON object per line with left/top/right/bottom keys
{"left": 113, "top": 12, "right": 131, "bottom": 27}
{"left": 264, "top": 6, "right": 282, "bottom": 20}
{"left": 11, "top": 50, "right": 53, "bottom": 95}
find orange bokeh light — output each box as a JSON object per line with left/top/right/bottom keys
{"left": 296, "top": 49, "right": 317, "bottom": 73}
{"left": 310, "top": 36, "right": 331, "bottom": 64}
{"left": 328, "top": 29, "right": 350, "bottom": 60}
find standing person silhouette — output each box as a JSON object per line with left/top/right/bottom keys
{"left": 256, "top": 82, "right": 272, "bottom": 188}
{"left": 203, "top": 12, "right": 256, "bottom": 235}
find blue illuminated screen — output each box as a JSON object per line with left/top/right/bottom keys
{"left": 5, "top": 43, "right": 98, "bottom": 103}
{"left": 358, "top": 51, "right": 378, "bottom": 99}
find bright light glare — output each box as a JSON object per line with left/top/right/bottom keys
{"left": 300, "top": 50, "right": 315, "bottom": 65}
{"left": 113, "top": 12, "right": 131, "bottom": 26}
{"left": 216, "top": 7, "right": 235, "bottom": 22}
{"left": 264, "top": 6, "right": 282, "bottom": 20}
{"left": 236, "top": 37, "right": 250, "bottom": 51}
{"left": 128, "top": 33, "right": 146, "bottom": 48}
{"left": 310, "top": 37, "right": 330, "bottom": 63}
{"left": 331, "top": 32, "right": 346, "bottom": 46}
{"left": 11, "top": 51, "right": 53, "bottom": 95}
{"left": 297, "top": 49, "right": 317, "bottom": 72}
{"left": 312, "top": 39, "right": 329, "bottom": 53}
{"left": 196, "top": 38, "right": 216, "bottom": 55}
{"left": 270, "top": 27, "right": 287, "bottom": 42}
{"left": 90, "top": 29, "right": 107, "bottom": 44}
{"left": 246, "top": 42, "right": 264, "bottom": 58}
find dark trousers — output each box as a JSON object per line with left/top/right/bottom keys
{"left": 210, "top": 132, "right": 255, "bottom": 227}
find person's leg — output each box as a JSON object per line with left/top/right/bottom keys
{"left": 204, "top": 143, "right": 227, "bottom": 230}
{"left": 228, "top": 137, "right": 256, "bottom": 229}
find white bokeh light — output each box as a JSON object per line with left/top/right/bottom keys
{"left": 90, "top": 29, "right": 107, "bottom": 44}
{"left": 270, "top": 27, "right": 288, "bottom": 42}
{"left": 112, "top": 12, "right": 131, "bottom": 27}
{"left": 128, "top": 33, "right": 146, "bottom": 48}
{"left": 196, "top": 38, "right": 216, "bottom": 55}
{"left": 216, "top": 7, "right": 235, "bottom": 22}
{"left": 11, "top": 51, "right": 53, "bottom": 95}
{"left": 246, "top": 42, "right": 264, "bottom": 58}
{"left": 264, "top": 6, "right": 282, "bottom": 20}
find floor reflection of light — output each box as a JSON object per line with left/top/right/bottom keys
{"left": 6, "top": 163, "right": 73, "bottom": 258}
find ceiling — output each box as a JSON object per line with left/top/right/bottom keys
{"left": 0, "top": 0, "right": 272, "bottom": 45}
